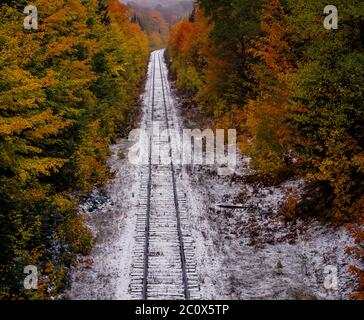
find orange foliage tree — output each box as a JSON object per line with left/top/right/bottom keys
{"left": 244, "top": 0, "right": 297, "bottom": 184}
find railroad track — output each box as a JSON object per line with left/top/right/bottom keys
{"left": 130, "top": 50, "right": 200, "bottom": 300}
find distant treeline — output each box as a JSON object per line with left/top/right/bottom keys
{"left": 128, "top": 0, "right": 193, "bottom": 49}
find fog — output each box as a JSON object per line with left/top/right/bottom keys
{"left": 121, "top": 0, "right": 191, "bottom": 8}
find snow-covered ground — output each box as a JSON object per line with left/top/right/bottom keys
{"left": 66, "top": 51, "right": 359, "bottom": 300}
{"left": 184, "top": 167, "right": 357, "bottom": 300}
{"left": 65, "top": 137, "right": 140, "bottom": 299}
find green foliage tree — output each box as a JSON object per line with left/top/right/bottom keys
{"left": 285, "top": 0, "right": 364, "bottom": 220}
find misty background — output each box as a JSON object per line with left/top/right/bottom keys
{"left": 120, "top": 0, "right": 194, "bottom": 50}
{"left": 120, "top": 0, "right": 193, "bottom": 8}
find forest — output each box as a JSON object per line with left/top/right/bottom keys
{"left": 169, "top": 0, "right": 364, "bottom": 224}
{"left": 168, "top": 0, "right": 364, "bottom": 298}
{"left": 0, "top": 0, "right": 148, "bottom": 299}
{"left": 127, "top": 0, "right": 193, "bottom": 49}
{"left": 0, "top": 0, "right": 363, "bottom": 300}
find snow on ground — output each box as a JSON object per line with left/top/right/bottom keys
{"left": 66, "top": 137, "right": 139, "bottom": 300}
{"left": 184, "top": 166, "right": 357, "bottom": 299}
{"left": 66, "top": 52, "right": 358, "bottom": 300}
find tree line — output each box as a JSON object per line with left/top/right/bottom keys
{"left": 0, "top": 0, "right": 148, "bottom": 299}
{"left": 168, "top": 0, "right": 364, "bottom": 299}
{"left": 128, "top": 1, "right": 193, "bottom": 50}
{"left": 168, "top": 0, "right": 364, "bottom": 222}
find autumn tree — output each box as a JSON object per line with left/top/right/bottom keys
{"left": 285, "top": 0, "right": 364, "bottom": 220}
{"left": 129, "top": 6, "right": 170, "bottom": 50}
{"left": 0, "top": 0, "right": 148, "bottom": 298}
{"left": 244, "top": 0, "right": 297, "bottom": 183}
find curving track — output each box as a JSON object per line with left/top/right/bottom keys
{"left": 130, "top": 50, "right": 200, "bottom": 300}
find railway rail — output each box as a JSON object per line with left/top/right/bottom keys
{"left": 130, "top": 50, "right": 200, "bottom": 300}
